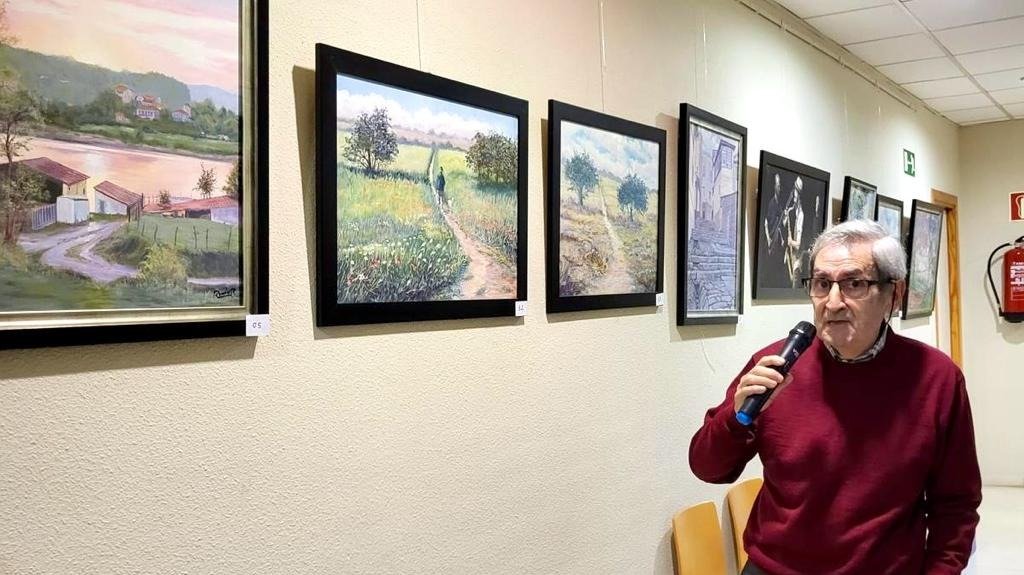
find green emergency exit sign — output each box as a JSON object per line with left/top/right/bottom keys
{"left": 903, "top": 149, "right": 915, "bottom": 177}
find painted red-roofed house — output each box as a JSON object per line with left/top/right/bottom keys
{"left": 144, "top": 196, "right": 239, "bottom": 225}
{"left": 16, "top": 157, "right": 89, "bottom": 200}
{"left": 114, "top": 84, "right": 135, "bottom": 105}
{"left": 94, "top": 181, "right": 143, "bottom": 221}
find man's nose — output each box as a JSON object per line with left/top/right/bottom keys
{"left": 825, "top": 282, "right": 846, "bottom": 310}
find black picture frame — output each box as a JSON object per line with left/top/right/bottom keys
{"left": 875, "top": 194, "right": 904, "bottom": 241}
{"left": 840, "top": 176, "right": 878, "bottom": 221}
{"left": 546, "top": 100, "right": 665, "bottom": 314}
{"left": 678, "top": 104, "right": 746, "bottom": 325}
{"left": 315, "top": 44, "right": 528, "bottom": 326}
{"left": 0, "top": 0, "right": 270, "bottom": 350}
{"left": 753, "top": 151, "right": 830, "bottom": 300}
{"left": 903, "top": 199, "right": 944, "bottom": 320}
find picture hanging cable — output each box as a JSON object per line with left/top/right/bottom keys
{"left": 416, "top": 0, "right": 423, "bottom": 70}
{"left": 599, "top": 0, "right": 607, "bottom": 112}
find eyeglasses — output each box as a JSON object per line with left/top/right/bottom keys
{"left": 801, "top": 277, "right": 893, "bottom": 299}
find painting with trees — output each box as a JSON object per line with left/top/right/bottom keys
{"left": 546, "top": 100, "right": 665, "bottom": 313}
{"left": 315, "top": 44, "right": 527, "bottom": 325}
{"left": 0, "top": 0, "right": 269, "bottom": 348}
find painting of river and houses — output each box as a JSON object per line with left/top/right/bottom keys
{"left": 0, "top": 0, "right": 244, "bottom": 315}
{"left": 547, "top": 100, "right": 665, "bottom": 313}
{"left": 315, "top": 45, "right": 528, "bottom": 325}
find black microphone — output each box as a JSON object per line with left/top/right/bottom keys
{"left": 736, "top": 321, "right": 817, "bottom": 426}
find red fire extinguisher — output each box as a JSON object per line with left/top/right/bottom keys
{"left": 988, "top": 235, "right": 1024, "bottom": 323}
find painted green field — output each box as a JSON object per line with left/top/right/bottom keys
{"left": 435, "top": 149, "right": 517, "bottom": 269}
{"left": 97, "top": 215, "right": 240, "bottom": 278}
{"left": 0, "top": 245, "right": 227, "bottom": 312}
{"left": 76, "top": 124, "right": 237, "bottom": 156}
{"left": 336, "top": 167, "right": 466, "bottom": 303}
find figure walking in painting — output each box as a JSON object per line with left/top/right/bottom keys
{"left": 435, "top": 166, "right": 448, "bottom": 209}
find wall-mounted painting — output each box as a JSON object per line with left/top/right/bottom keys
{"left": 875, "top": 194, "right": 904, "bottom": 241}
{"left": 0, "top": 0, "right": 269, "bottom": 349}
{"left": 546, "top": 100, "right": 665, "bottom": 313}
{"left": 754, "top": 152, "right": 829, "bottom": 300}
{"left": 678, "top": 104, "right": 746, "bottom": 325}
{"left": 841, "top": 176, "right": 877, "bottom": 221}
{"left": 315, "top": 45, "right": 527, "bottom": 325}
{"left": 903, "top": 199, "right": 943, "bottom": 320}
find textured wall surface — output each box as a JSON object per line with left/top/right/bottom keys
{"left": 0, "top": 1, "right": 962, "bottom": 574}
{"left": 959, "top": 119, "right": 1024, "bottom": 487}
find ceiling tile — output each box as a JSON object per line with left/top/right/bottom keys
{"left": 903, "top": 76, "right": 975, "bottom": 99}
{"left": 956, "top": 44, "right": 1024, "bottom": 75}
{"left": 943, "top": 106, "right": 1008, "bottom": 124}
{"left": 807, "top": 5, "right": 921, "bottom": 45}
{"left": 974, "top": 67, "right": 1024, "bottom": 91}
{"left": 902, "top": 0, "right": 1024, "bottom": 30}
{"left": 846, "top": 34, "right": 945, "bottom": 66}
{"left": 925, "top": 93, "right": 992, "bottom": 112}
{"left": 774, "top": 0, "right": 889, "bottom": 19}
{"left": 1004, "top": 102, "right": 1024, "bottom": 116}
{"left": 934, "top": 16, "right": 1024, "bottom": 54}
{"left": 989, "top": 87, "right": 1024, "bottom": 105}
{"left": 877, "top": 57, "right": 960, "bottom": 84}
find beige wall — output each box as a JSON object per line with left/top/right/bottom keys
{"left": 959, "top": 119, "right": 1024, "bottom": 487}
{"left": 0, "top": 1, "right": 962, "bottom": 573}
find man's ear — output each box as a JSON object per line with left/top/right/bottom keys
{"left": 891, "top": 280, "right": 907, "bottom": 316}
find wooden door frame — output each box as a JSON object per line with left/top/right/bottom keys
{"left": 930, "top": 189, "right": 962, "bottom": 368}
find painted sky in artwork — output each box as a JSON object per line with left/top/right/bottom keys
{"left": 7, "top": 0, "right": 239, "bottom": 92}
{"left": 561, "top": 121, "right": 660, "bottom": 190}
{"left": 336, "top": 74, "right": 518, "bottom": 142}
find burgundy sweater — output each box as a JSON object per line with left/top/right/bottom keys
{"left": 689, "top": 331, "right": 981, "bottom": 575}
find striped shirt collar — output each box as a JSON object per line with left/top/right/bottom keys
{"left": 826, "top": 324, "right": 889, "bottom": 363}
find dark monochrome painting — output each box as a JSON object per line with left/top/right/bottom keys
{"left": 903, "top": 199, "right": 943, "bottom": 320}
{"left": 0, "top": 0, "right": 269, "bottom": 349}
{"left": 754, "top": 152, "right": 829, "bottom": 300}
{"left": 841, "top": 176, "right": 878, "bottom": 221}
{"left": 316, "top": 45, "right": 527, "bottom": 326}
{"left": 678, "top": 104, "right": 746, "bottom": 325}
{"left": 875, "top": 194, "right": 904, "bottom": 240}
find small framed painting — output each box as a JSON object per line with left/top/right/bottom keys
{"left": 903, "top": 199, "right": 944, "bottom": 320}
{"left": 841, "top": 176, "right": 878, "bottom": 221}
{"left": 875, "top": 194, "right": 904, "bottom": 240}
{"left": 546, "top": 100, "right": 666, "bottom": 313}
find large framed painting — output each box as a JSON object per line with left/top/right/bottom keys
{"left": 0, "top": 0, "right": 269, "bottom": 349}
{"left": 315, "top": 45, "right": 527, "bottom": 325}
{"left": 678, "top": 104, "right": 746, "bottom": 325}
{"left": 875, "top": 194, "right": 904, "bottom": 240}
{"left": 753, "top": 151, "right": 829, "bottom": 300}
{"left": 546, "top": 100, "right": 665, "bottom": 313}
{"left": 840, "top": 176, "right": 877, "bottom": 221}
{"left": 903, "top": 199, "right": 943, "bottom": 320}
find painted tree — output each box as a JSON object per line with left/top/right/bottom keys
{"left": 465, "top": 132, "right": 516, "bottom": 185}
{"left": 342, "top": 108, "right": 398, "bottom": 174}
{"left": 617, "top": 173, "right": 649, "bottom": 221}
{"left": 564, "top": 151, "right": 598, "bottom": 206}
{"left": 194, "top": 163, "right": 216, "bottom": 199}
{"left": 158, "top": 189, "right": 171, "bottom": 209}
{"left": 223, "top": 160, "right": 240, "bottom": 199}
{"left": 0, "top": 85, "right": 42, "bottom": 244}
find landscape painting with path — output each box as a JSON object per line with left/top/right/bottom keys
{"left": 0, "top": 0, "right": 243, "bottom": 313}
{"left": 557, "top": 121, "right": 660, "bottom": 297}
{"left": 334, "top": 73, "right": 519, "bottom": 303}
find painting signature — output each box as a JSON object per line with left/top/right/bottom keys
{"left": 214, "top": 287, "right": 239, "bottom": 299}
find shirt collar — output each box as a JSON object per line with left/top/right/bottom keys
{"left": 825, "top": 323, "right": 889, "bottom": 363}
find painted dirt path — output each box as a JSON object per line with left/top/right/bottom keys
{"left": 589, "top": 187, "right": 639, "bottom": 295}
{"left": 18, "top": 223, "right": 239, "bottom": 288}
{"left": 19, "top": 221, "right": 135, "bottom": 283}
{"left": 428, "top": 150, "right": 514, "bottom": 300}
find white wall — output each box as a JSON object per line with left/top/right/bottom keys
{"left": 0, "top": 1, "right": 961, "bottom": 574}
{"left": 959, "top": 119, "right": 1024, "bottom": 487}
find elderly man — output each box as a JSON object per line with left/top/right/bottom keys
{"left": 689, "top": 220, "right": 981, "bottom": 575}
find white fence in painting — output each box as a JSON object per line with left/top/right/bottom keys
{"left": 30, "top": 203, "right": 56, "bottom": 230}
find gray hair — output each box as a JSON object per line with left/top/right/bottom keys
{"left": 809, "top": 219, "right": 907, "bottom": 282}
